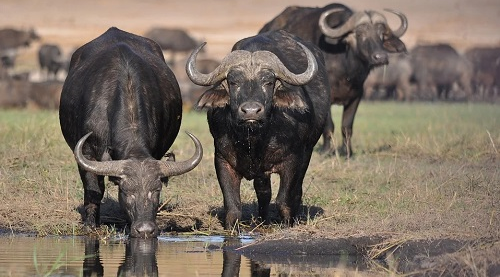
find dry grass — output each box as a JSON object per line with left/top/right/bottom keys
{"left": 1, "top": 103, "right": 499, "bottom": 239}
{"left": 0, "top": 102, "right": 499, "bottom": 274}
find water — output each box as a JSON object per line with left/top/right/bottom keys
{"left": 0, "top": 235, "right": 367, "bottom": 276}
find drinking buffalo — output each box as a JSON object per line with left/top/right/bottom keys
{"left": 59, "top": 27, "right": 203, "bottom": 238}
{"left": 186, "top": 30, "right": 330, "bottom": 229}
{"left": 259, "top": 3, "right": 408, "bottom": 157}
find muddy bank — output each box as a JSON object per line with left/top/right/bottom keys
{"left": 227, "top": 236, "right": 500, "bottom": 276}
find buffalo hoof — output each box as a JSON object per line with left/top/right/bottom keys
{"left": 317, "top": 144, "right": 335, "bottom": 156}
{"left": 336, "top": 145, "right": 354, "bottom": 159}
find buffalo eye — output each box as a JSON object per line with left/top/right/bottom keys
{"left": 376, "top": 25, "right": 384, "bottom": 39}
{"left": 109, "top": 176, "right": 121, "bottom": 185}
{"left": 147, "top": 190, "right": 159, "bottom": 200}
{"left": 263, "top": 81, "right": 274, "bottom": 88}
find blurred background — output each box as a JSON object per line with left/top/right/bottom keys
{"left": 1, "top": 0, "right": 499, "bottom": 109}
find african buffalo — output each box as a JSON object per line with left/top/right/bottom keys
{"left": 0, "top": 28, "right": 40, "bottom": 72}
{"left": 0, "top": 62, "right": 8, "bottom": 80}
{"left": 0, "top": 28, "right": 40, "bottom": 50}
{"left": 59, "top": 27, "right": 203, "bottom": 238}
{"left": 186, "top": 30, "right": 330, "bottom": 229}
{"left": 259, "top": 3, "right": 408, "bottom": 157}
{"left": 465, "top": 46, "right": 500, "bottom": 100}
{"left": 0, "top": 48, "right": 17, "bottom": 70}
{"left": 364, "top": 53, "right": 412, "bottom": 101}
{"left": 38, "top": 43, "right": 67, "bottom": 80}
{"left": 144, "top": 27, "right": 199, "bottom": 65}
{"left": 28, "top": 80, "right": 63, "bottom": 109}
{"left": 0, "top": 78, "right": 30, "bottom": 108}
{"left": 410, "top": 44, "right": 472, "bottom": 101}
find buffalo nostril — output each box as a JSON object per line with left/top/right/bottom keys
{"left": 372, "top": 52, "right": 388, "bottom": 64}
{"left": 240, "top": 102, "right": 263, "bottom": 115}
{"left": 132, "top": 221, "right": 158, "bottom": 238}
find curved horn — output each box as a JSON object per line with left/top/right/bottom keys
{"left": 186, "top": 42, "right": 250, "bottom": 86}
{"left": 74, "top": 132, "right": 126, "bottom": 177}
{"left": 367, "top": 10, "right": 387, "bottom": 24}
{"left": 159, "top": 131, "right": 203, "bottom": 177}
{"left": 319, "top": 8, "right": 370, "bottom": 39}
{"left": 384, "top": 8, "right": 408, "bottom": 37}
{"left": 252, "top": 42, "right": 318, "bottom": 86}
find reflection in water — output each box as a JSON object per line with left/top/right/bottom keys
{"left": 0, "top": 235, "right": 372, "bottom": 276}
{"left": 222, "top": 237, "right": 271, "bottom": 277}
{"left": 117, "top": 238, "right": 158, "bottom": 277}
{"left": 83, "top": 237, "right": 104, "bottom": 276}
{"left": 83, "top": 237, "right": 159, "bottom": 277}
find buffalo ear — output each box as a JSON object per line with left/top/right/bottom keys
{"left": 383, "top": 36, "right": 407, "bottom": 53}
{"left": 273, "top": 81, "right": 308, "bottom": 112}
{"left": 196, "top": 83, "right": 229, "bottom": 110}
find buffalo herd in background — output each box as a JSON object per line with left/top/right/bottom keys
{"left": 0, "top": 3, "right": 499, "bottom": 112}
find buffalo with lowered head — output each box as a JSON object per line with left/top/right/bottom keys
{"left": 186, "top": 30, "right": 330, "bottom": 229}
{"left": 59, "top": 27, "right": 203, "bottom": 238}
{"left": 259, "top": 3, "right": 408, "bottom": 157}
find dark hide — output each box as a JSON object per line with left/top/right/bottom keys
{"left": 192, "top": 30, "right": 330, "bottom": 229}
{"left": 59, "top": 27, "right": 184, "bottom": 238}
{"left": 259, "top": 3, "right": 408, "bottom": 157}
{"left": 38, "top": 44, "right": 66, "bottom": 80}
{"left": 411, "top": 44, "right": 472, "bottom": 100}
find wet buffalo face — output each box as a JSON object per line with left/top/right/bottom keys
{"left": 74, "top": 132, "right": 203, "bottom": 238}
{"left": 347, "top": 23, "right": 389, "bottom": 67}
{"left": 111, "top": 160, "right": 165, "bottom": 238}
{"left": 228, "top": 68, "right": 275, "bottom": 128}
{"left": 186, "top": 42, "right": 317, "bottom": 133}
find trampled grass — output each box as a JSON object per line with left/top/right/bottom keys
{"left": 0, "top": 102, "right": 498, "bottom": 240}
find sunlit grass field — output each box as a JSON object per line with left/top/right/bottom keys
{"left": 0, "top": 102, "right": 498, "bottom": 239}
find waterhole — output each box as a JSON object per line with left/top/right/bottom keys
{"left": 0, "top": 235, "right": 371, "bottom": 276}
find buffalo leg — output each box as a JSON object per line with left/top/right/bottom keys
{"left": 320, "top": 108, "right": 334, "bottom": 153}
{"left": 79, "top": 167, "right": 105, "bottom": 228}
{"left": 340, "top": 97, "right": 361, "bottom": 158}
{"left": 215, "top": 155, "right": 243, "bottom": 230}
{"left": 276, "top": 154, "right": 310, "bottom": 225}
{"left": 253, "top": 176, "right": 272, "bottom": 223}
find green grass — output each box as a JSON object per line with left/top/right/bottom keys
{"left": 0, "top": 102, "right": 499, "bottom": 240}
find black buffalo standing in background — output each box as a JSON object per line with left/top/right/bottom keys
{"left": 0, "top": 28, "right": 40, "bottom": 50}
{"left": 410, "top": 43, "right": 473, "bottom": 101}
{"left": 38, "top": 43, "right": 67, "bottom": 80}
{"left": 259, "top": 3, "right": 408, "bottom": 157}
{"left": 144, "top": 27, "right": 200, "bottom": 65}
{"left": 464, "top": 46, "right": 500, "bottom": 100}
{"left": 59, "top": 27, "right": 203, "bottom": 238}
{"left": 363, "top": 53, "right": 412, "bottom": 101}
{"left": 186, "top": 30, "right": 330, "bottom": 230}
{"left": 0, "top": 28, "right": 40, "bottom": 71}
